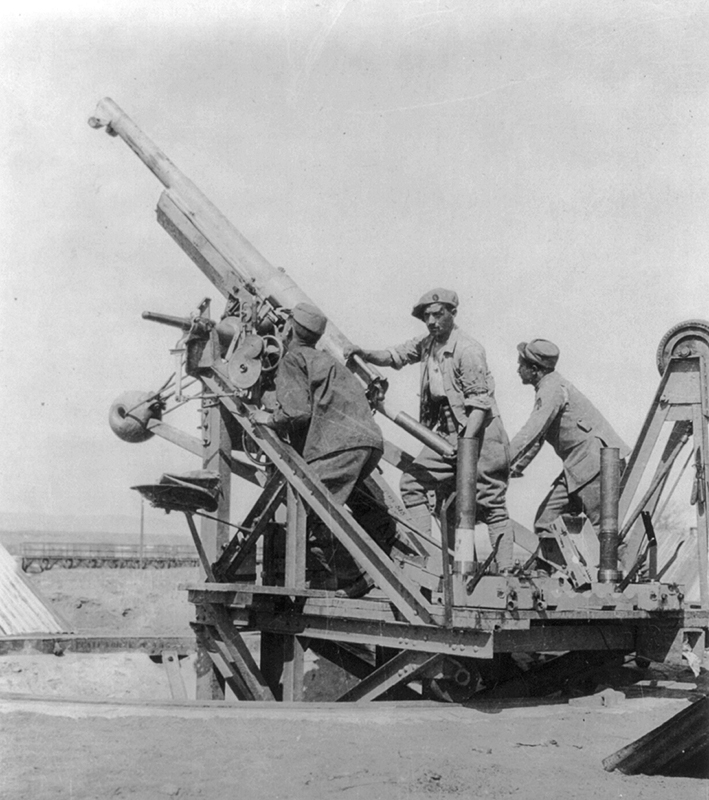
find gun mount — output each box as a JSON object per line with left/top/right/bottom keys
{"left": 91, "top": 100, "right": 708, "bottom": 704}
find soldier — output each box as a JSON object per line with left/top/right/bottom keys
{"left": 249, "top": 302, "right": 383, "bottom": 596}
{"left": 510, "top": 339, "right": 630, "bottom": 558}
{"left": 347, "top": 288, "right": 514, "bottom": 571}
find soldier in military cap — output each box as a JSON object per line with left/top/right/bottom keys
{"left": 347, "top": 288, "right": 514, "bottom": 571}
{"left": 510, "top": 338, "right": 630, "bottom": 554}
{"left": 250, "top": 302, "right": 383, "bottom": 596}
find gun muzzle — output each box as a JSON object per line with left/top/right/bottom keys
{"left": 142, "top": 311, "right": 193, "bottom": 330}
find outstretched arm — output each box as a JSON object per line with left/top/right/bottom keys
{"left": 345, "top": 344, "right": 395, "bottom": 368}
{"left": 509, "top": 379, "right": 565, "bottom": 472}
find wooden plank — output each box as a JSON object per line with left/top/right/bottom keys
{"left": 162, "top": 650, "right": 188, "bottom": 700}
{"left": 603, "top": 696, "right": 709, "bottom": 775}
{"left": 282, "top": 635, "right": 305, "bottom": 702}
{"left": 337, "top": 651, "right": 443, "bottom": 702}
{"left": 184, "top": 513, "right": 216, "bottom": 582}
{"left": 213, "top": 471, "right": 287, "bottom": 581}
{"left": 202, "top": 375, "right": 435, "bottom": 626}
{"left": 244, "top": 606, "right": 495, "bottom": 659}
{"left": 192, "top": 623, "right": 254, "bottom": 701}
{"left": 207, "top": 606, "right": 275, "bottom": 701}
{"left": 148, "top": 419, "right": 264, "bottom": 486}
{"left": 0, "top": 635, "right": 195, "bottom": 656}
{"left": 260, "top": 632, "right": 285, "bottom": 700}
{"left": 285, "top": 486, "right": 307, "bottom": 590}
{"left": 196, "top": 385, "right": 232, "bottom": 701}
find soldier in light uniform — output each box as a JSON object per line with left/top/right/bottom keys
{"left": 510, "top": 339, "right": 630, "bottom": 554}
{"left": 348, "top": 289, "right": 514, "bottom": 571}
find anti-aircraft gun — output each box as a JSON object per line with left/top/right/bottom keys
{"left": 92, "top": 99, "right": 708, "bottom": 704}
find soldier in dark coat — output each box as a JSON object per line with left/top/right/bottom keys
{"left": 510, "top": 339, "right": 630, "bottom": 545}
{"left": 250, "top": 302, "right": 383, "bottom": 595}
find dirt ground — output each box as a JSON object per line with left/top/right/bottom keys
{"left": 0, "top": 565, "right": 707, "bottom": 799}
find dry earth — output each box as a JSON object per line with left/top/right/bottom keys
{"left": 0, "top": 564, "right": 707, "bottom": 799}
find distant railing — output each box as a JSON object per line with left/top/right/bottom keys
{"left": 14, "top": 542, "right": 199, "bottom": 572}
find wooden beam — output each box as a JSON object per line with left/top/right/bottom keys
{"left": 0, "top": 635, "right": 195, "bottom": 656}
{"left": 213, "top": 471, "right": 287, "bottom": 581}
{"left": 337, "top": 650, "right": 443, "bottom": 702}
{"left": 603, "top": 696, "right": 709, "bottom": 776}
{"left": 148, "top": 419, "right": 264, "bottom": 486}
{"left": 162, "top": 650, "right": 188, "bottom": 700}
{"left": 202, "top": 375, "right": 434, "bottom": 626}
{"left": 196, "top": 380, "right": 232, "bottom": 701}
{"left": 207, "top": 605, "right": 275, "bottom": 701}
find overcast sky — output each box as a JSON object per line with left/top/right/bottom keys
{"left": 1, "top": 0, "right": 707, "bottom": 534}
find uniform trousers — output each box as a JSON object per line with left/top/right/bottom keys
{"left": 399, "top": 417, "right": 514, "bottom": 569}
{"left": 534, "top": 472, "right": 602, "bottom": 539}
{"left": 308, "top": 446, "right": 382, "bottom": 586}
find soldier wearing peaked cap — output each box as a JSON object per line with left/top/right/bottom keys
{"left": 510, "top": 338, "right": 630, "bottom": 558}
{"left": 347, "top": 289, "right": 515, "bottom": 571}
{"left": 249, "top": 302, "right": 383, "bottom": 597}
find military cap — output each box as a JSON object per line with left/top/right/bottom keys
{"left": 291, "top": 302, "right": 327, "bottom": 336}
{"left": 517, "top": 339, "right": 560, "bottom": 370}
{"left": 412, "top": 288, "right": 459, "bottom": 320}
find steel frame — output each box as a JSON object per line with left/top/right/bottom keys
{"left": 88, "top": 99, "right": 708, "bottom": 703}
{"left": 171, "top": 336, "right": 708, "bottom": 703}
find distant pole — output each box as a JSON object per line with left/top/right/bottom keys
{"left": 139, "top": 498, "right": 145, "bottom": 567}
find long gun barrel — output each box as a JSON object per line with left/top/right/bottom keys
{"left": 89, "top": 98, "right": 454, "bottom": 458}
{"left": 142, "top": 311, "right": 192, "bottom": 331}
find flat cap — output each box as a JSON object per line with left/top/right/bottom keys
{"left": 517, "top": 339, "right": 560, "bottom": 370}
{"left": 412, "top": 288, "right": 459, "bottom": 320}
{"left": 291, "top": 302, "right": 327, "bottom": 336}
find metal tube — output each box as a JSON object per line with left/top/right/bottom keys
{"left": 90, "top": 98, "right": 454, "bottom": 459}
{"left": 142, "top": 311, "right": 192, "bottom": 330}
{"left": 454, "top": 437, "right": 478, "bottom": 575}
{"left": 378, "top": 404, "right": 456, "bottom": 458}
{"left": 598, "top": 447, "right": 622, "bottom": 583}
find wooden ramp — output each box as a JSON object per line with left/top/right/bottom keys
{"left": 603, "top": 695, "right": 709, "bottom": 777}
{"left": 0, "top": 543, "right": 69, "bottom": 635}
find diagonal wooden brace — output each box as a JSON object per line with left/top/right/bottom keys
{"left": 336, "top": 650, "right": 444, "bottom": 702}
{"left": 202, "top": 375, "right": 435, "bottom": 626}
{"left": 192, "top": 605, "right": 275, "bottom": 701}
{"left": 213, "top": 471, "right": 287, "bottom": 581}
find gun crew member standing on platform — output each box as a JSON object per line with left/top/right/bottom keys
{"left": 510, "top": 339, "right": 630, "bottom": 560}
{"left": 347, "top": 289, "right": 514, "bottom": 571}
{"left": 249, "top": 302, "right": 383, "bottom": 597}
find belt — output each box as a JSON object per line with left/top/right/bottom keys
{"left": 430, "top": 400, "right": 458, "bottom": 435}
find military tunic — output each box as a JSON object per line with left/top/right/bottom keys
{"left": 272, "top": 342, "right": 383, "bottom": 462}
{"left": 271, "top": 341, "right": 383, "bottom": 586}
{"left": 387, "top": 326, "right": 513, "bottom": 568}
{"left": 510, "top": 371, "right": 630, "bottom": 536}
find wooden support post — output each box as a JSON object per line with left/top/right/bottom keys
{"left": 285, "top": 486, "right": 307, "bottom": 590}
{"left": 202, "top": 377, "right": 435, "bottom": 626}
{"left": 207, "top": 606, "right": 275, "bottom": 701}
{"left": 162, "top": 650, "right": 188, "bottom": 700}
{"left": 214, "top": 471, "right": 286, "bottom": 581}
{"left": 282, "top": 636, "right": 305, "bottom": 702}
{"left": 260, "top": 632, "right": 285, "bottom": 701}
{"left": 195, "top": 386, "right": 232, "bottom": 701}
{"left": 281, "top": 487, "right": 307, "bottom": 701}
